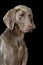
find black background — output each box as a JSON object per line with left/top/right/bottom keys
{"left": 0, "top": 0, "right": 43, "bottom": 65}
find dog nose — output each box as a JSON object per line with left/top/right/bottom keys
{"left": 29, "top": 21, "right": 36, "bottom": 29}
{"left": 27, "top": 23, "right": 36, "bottom": 30}
{"left": 32, "top": 22, "right": 36, "bottom": 29}
{"left": 33, "top": 24, "right": 36, "bottom": 29}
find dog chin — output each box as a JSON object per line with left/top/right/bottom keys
{"left": 22, "top": 28, "right": 33, "bottom": 33}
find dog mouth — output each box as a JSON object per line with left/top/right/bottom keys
{"left": 23, "top": 26, "right": 33, "bottom": 33}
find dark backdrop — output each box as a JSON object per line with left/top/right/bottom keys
{"left": 0, "top": 0, "right": 42, "bottom": 65}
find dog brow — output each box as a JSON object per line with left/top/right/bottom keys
{"left": 15, "top": 9, "right": 21, "bottom": 13}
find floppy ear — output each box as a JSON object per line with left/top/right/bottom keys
{"left": 3, "top": 9, "right": 16, "bottom": 30}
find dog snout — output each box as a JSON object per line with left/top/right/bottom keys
{"left": 32, "top": 22, "right": 36, "bottom": 29}
{"left": 26, "top": 21, "right": 36, "bottom": 30}
{"left": 28, "top": 20, "right": 36, "bottom": 29}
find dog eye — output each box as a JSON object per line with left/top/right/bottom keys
{"left": 19, "top": 14, "right": 25, "bottom": 20}
{"left": 19, "top": 14, "right": 25, "bottom": 17}
{"left": 28, "top": 14, "right": 31, "bottom": 18}
{"left": 19, "top": 11, "right": 25, "bottom": 17}
{"left": 28, "top": 14, "right": 33, "bottom": 23}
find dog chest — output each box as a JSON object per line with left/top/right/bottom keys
{"left": 0, "top": 37, "right": 25, "bottom": 65}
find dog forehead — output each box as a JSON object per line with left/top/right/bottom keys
{"left": 14, "top": 5, "right": 30, "bottom": 12}
{"left": 14, "top": 5, "right": 32, "bottom": 15}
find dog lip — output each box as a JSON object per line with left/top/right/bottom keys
{"left": 23, "top": 26, "right": 33, "bottom": 32}
{"left": 26, "top": 26, "right": 33, "bottom": 29}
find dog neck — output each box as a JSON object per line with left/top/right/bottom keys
{"left": 1, "top": 27, "right": 24, "bottom": 42}
{"left": 12, "top": 27, "right": 24, "bottom": 41}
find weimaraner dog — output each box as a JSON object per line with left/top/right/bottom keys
{"left": 0, "top": 5, "right": 35, "bottom": 65}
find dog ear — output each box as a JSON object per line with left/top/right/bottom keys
{"left": 3, "top": 9, "right": 16, "bottom": 30}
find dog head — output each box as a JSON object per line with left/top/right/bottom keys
{"left": 3, "top": 5, "right": 36, "bottom": 33}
